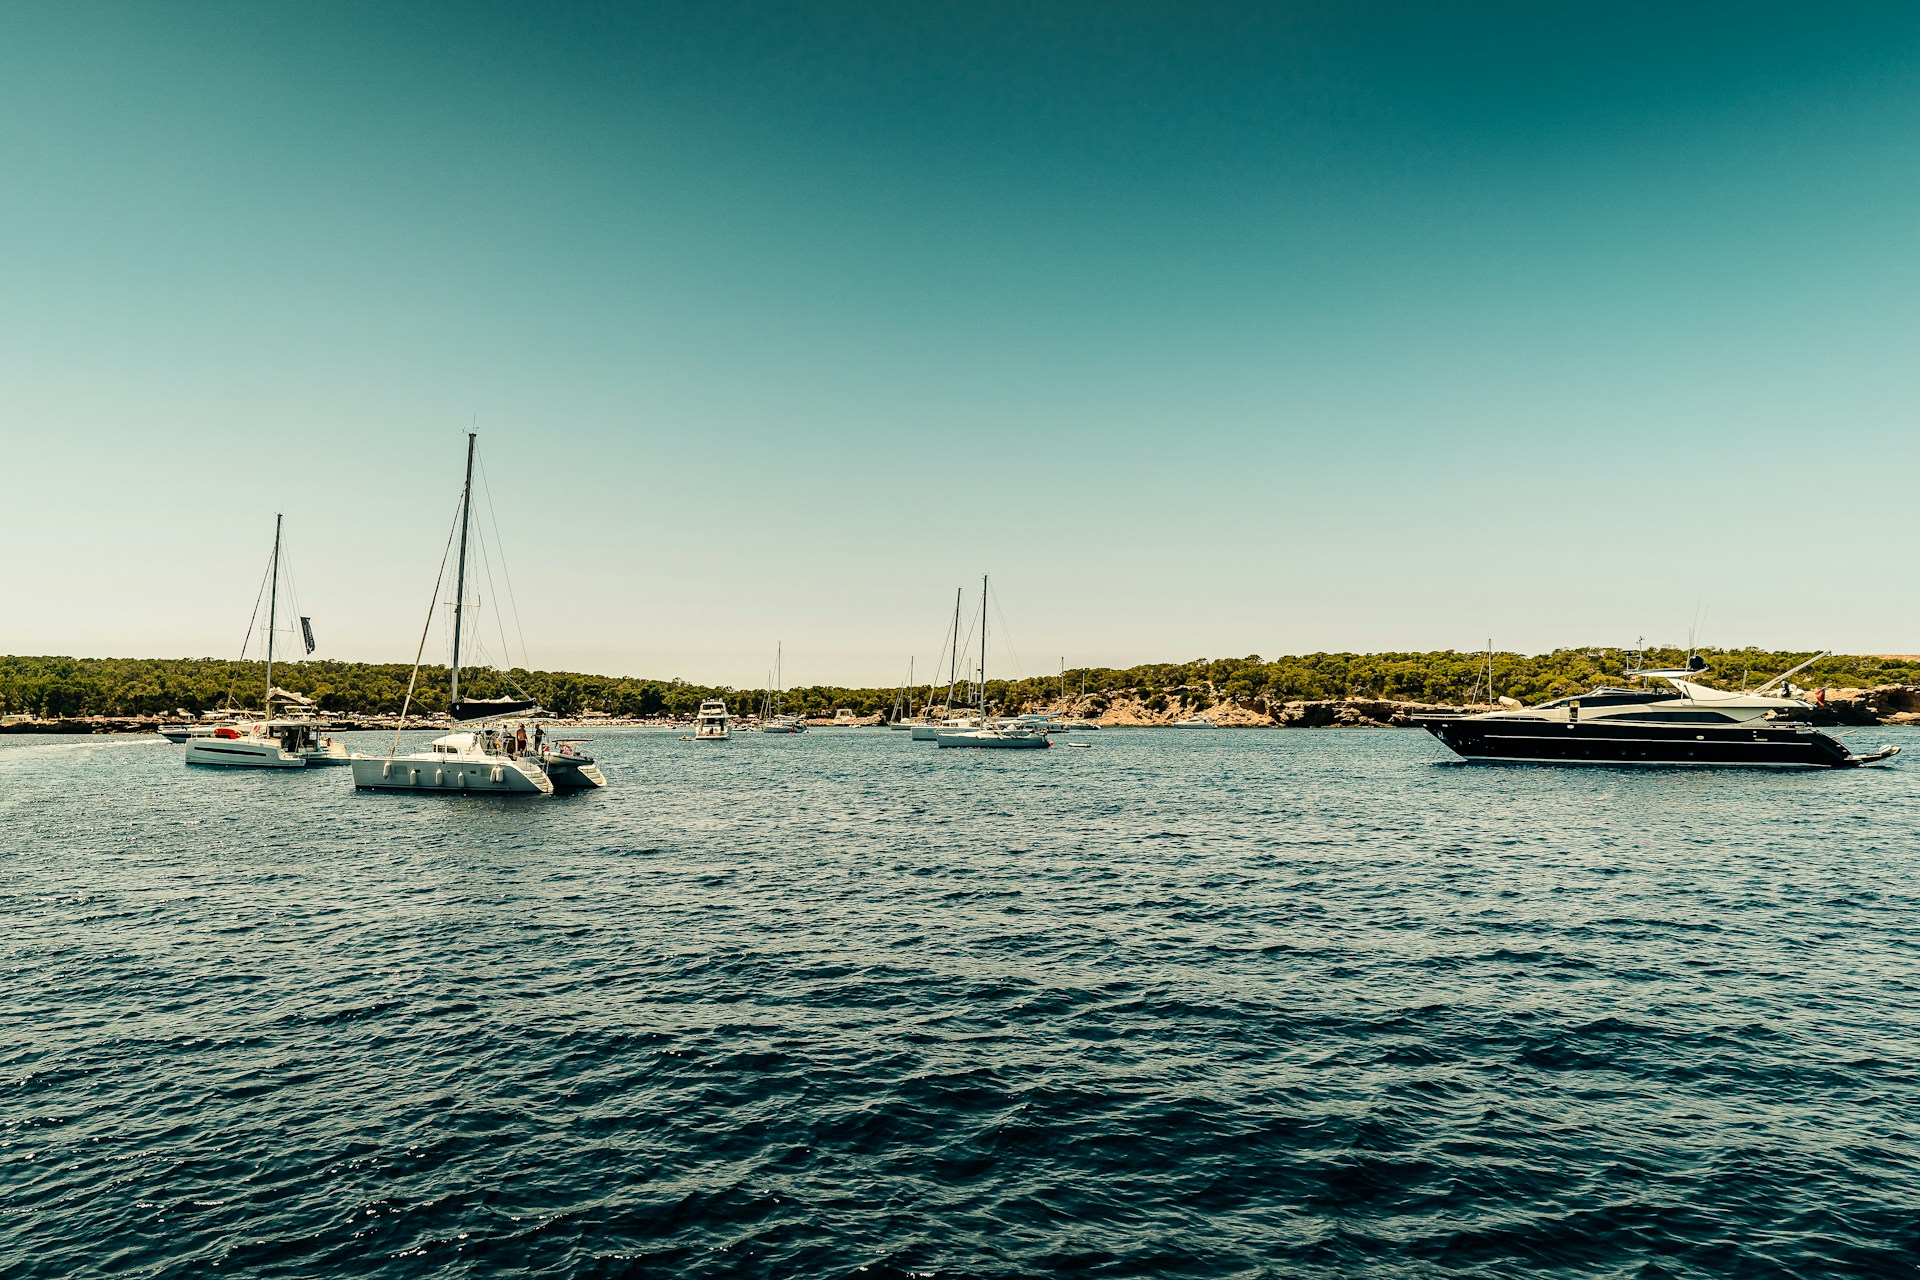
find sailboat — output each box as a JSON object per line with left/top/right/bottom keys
{"left": 349, "top": 433, "right": 606, "bottom": 796}
{"left": 185, "top": 514, "right": 348, "bottom": 769}
{"left": 758, "top": 644, "right": 804, "bottom": 733}
{"left": 911, "top": 588, "right": 980, "bottom": 741}
{"left": 935, "top": 577, "right": 1049, "bottom": 749}
{"left": 887, "top": 657, "right": 918, "bottom": 729}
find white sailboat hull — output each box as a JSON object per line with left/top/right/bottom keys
{"left": 935, "top": 728, "right": 1050, "bottom": 749}
{"left": 350, "top": 753, "right": 553, "bottom": 795}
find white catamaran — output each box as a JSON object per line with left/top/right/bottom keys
{"left": 184, "top": 513, "right": 348, "bottom": 770}
{"left": 349, "top": 433, "right": 606, "bottom": 796}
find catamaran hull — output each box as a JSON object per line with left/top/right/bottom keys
{"left": 350, "top": 755, "right": 554, "bottom": 794}
{"left": 540, "top": 755, "right": 607, "bottom": 791}
{"left": 1420, "top": 718, "right": 1897, "bottom": 769}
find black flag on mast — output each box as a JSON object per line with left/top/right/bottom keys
{"left": 299, "top": 617, "right": 316, "bottom": 654}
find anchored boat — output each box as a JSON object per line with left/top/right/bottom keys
{"left": 1418, "top": 654, "right": 1900, "bottom": 769}
{"left": 935, "top": 576, "right": 1049, "bottom": 750}
{"left": 350, "top": 432, "right": 606, "bottom": 796}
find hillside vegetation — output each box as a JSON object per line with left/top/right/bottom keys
{"left": 6, "top": 648, "right": 1919, "bottom": 720}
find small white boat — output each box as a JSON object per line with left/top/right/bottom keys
{"left": 935, "top": 724, "right": 1051, "bottom": 749}
{"left": 185, "top": 724, "right": 306, "bottom": 768}
{"left": 695, "top": 699, "right": 731, "bottom": 740}
{"left": 1171, "top": 715, "right": 1217, "bottom": 728}
{"left": 912, "top": 716, "right": 977, "bottom": 741}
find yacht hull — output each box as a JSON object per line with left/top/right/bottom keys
{"left": 184, "top": 738, "right": 306, "bottom": 768}
{"left": 1420, "top": 717, "right": 1882, "bottom": 769}
{"left": 350, "top": 754, "right": 554, "bottom": 794}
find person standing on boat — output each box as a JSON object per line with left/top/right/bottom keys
{"left": 516, "top": 724, "right": 529, "bottom": 756}
{"left": 534, "top": 725, "right": 545, "bottom": 754}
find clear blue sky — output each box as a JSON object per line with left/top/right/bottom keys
{"left": 4, "top": 2, "right": 1917, "bottom": 685}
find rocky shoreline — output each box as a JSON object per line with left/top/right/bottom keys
{"left": 10, "top": 684, "right": 1920, "bottom": 735}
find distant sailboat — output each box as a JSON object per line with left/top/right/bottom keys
{"left": 911, "top": 588, "right": 979, "bottom": 740}
{"left": 185, "top": 513, "right": 347, "bottom": 769}
{"left": 935, "top": 577, "right": 1049, "bottom": 749}
{"left": 758, "top": 644, "right": 804, "bottom": 733}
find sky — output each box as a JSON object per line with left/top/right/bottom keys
{"left": 3, "top": 2, "right": 1918, "bottom": 686}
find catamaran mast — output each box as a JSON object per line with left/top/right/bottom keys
{"left": 265, "top": 513, "right": 282, "bottom": 714}
{"left": 449, "top": 432, "right": 476, "bottom": 709}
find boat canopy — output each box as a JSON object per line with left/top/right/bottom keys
{"left": 451, "top": 697, "right": 540, "bottom": 721}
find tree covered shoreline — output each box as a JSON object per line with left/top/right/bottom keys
{"left": 6, "top": 649, "right": 1919, "bottom": 721}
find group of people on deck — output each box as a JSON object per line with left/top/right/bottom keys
{"left": 484, "top": 723, "right": 547, "bottom": 759}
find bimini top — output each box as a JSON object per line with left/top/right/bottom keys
{"left": 451, "top": 697, "right": 541, "bottom": 722}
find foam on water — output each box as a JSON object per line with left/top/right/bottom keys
{"left": 4, "top": 727, "right": 1918, "bottom": 1276}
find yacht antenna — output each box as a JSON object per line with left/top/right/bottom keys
{"left": 449, "top": 432, "right": 476, "bottom": 710}
{"left": 265, "top": 513, "right": 282, "bottom": 717}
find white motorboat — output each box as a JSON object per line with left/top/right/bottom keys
{"left": 934, "top": 575, "right": 1050, "bottom": 751}
{"left": 912, "top": 716, "right": 977, "bottom": 741}
{"left": 694, "top": 698, "right": 731, "bottom": 740}
{"left": 185, "top": 515, "right": 334, "bottom": 770}
{"left": 1171, "top": 715, "right": 1216, "bottom": 727}
{"left": 185, "top": 724, "right": 305, "bottom": 768}
{"left": 351, "top": 432, "right": 606, "bottom": 797}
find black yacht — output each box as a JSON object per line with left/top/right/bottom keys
{"left": 1418, "top": 656, "right": 1900, "bottom": 769}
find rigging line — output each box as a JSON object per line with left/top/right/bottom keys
{"left": 392, "top": 494, "right": 464, "bottom": 755}
{"left": 475, "top": 453, "right": 531, "bottom": 672}
{"left": 226, "top": 541, "right": 278, "bottom": 711}
{"left": 988, "top": 586, "right": 1027, "bottom": 682}
{"left": 471, "top": 526, "right": 537, "bottom": 704}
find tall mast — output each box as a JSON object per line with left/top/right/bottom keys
{"left": 943, "top": 587, "right": 963, "bottom": 712}
{"left": 978, "top": 574, "right": 988, "bottom": 716}
{"left": 265, "top": 513, "right": 282, "bottom": 714}
{"left": 449, "top": 432, "right": 476, "bottom": 709}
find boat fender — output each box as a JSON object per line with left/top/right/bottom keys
{"left": 434, "top": 768, "right": 444, "bottom": 785}
{"left": 382, "top": 761, "right": 392, "bottom": 778}
{"left": 491, "top": 765, "right": 504, "bottom": 784}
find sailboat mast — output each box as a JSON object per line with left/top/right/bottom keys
{"left": 449, "top": 432, "right": 476, "bottom": 709}
{"left": 944, "top": 587, "right": 962, "bottom": 712}
{"left": 978, "top": 574, "right": 988, "bottom": 716}
{"left": 265, "top": 513, "right": 282, "bottom": 713}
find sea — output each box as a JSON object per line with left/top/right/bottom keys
{"left": 5, "top": 726, "right": 1918, "bottom": 1278}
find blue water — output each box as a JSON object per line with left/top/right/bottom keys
{"left": 5, "top": 726, "right": 1919, "bottom": 1277}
